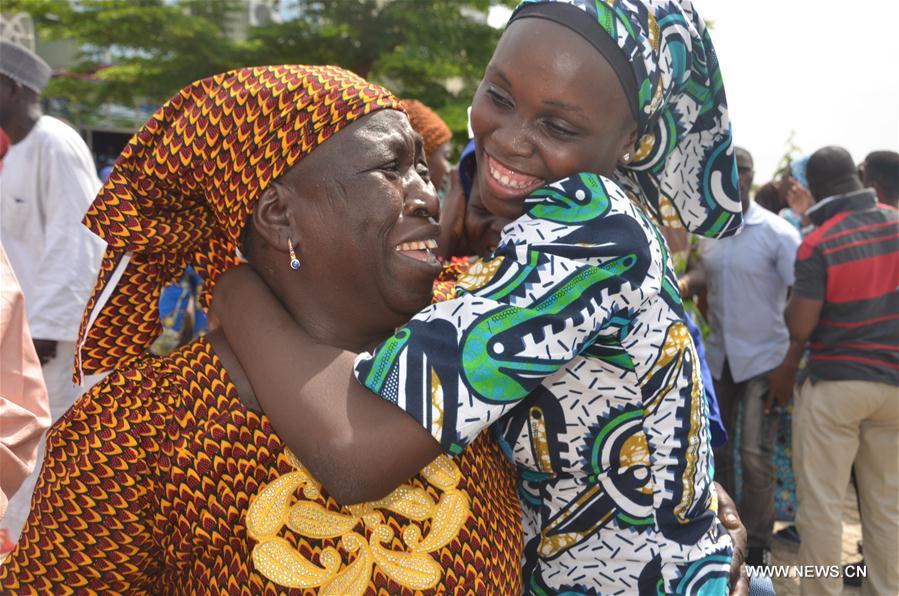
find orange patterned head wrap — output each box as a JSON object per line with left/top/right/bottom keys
{"left": 75, "top": 65, "right": 400, "bottom": 380}
{"left": 398, "top": 99, "right": 451, "bottom": 157}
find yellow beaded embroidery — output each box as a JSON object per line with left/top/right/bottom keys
{"left": 456, "top": 257, "right": 505, "bottom": 293}
{"left": 247, "top": 449, "right": 470, "bottom": 593}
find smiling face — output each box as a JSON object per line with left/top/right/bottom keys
{"left": 251, "top": 109, "right": 441, "bottom": 340}
{"left": 470, "top": 17, "right": 637, "bottom": 220}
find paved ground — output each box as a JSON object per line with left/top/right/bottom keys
{"left": 768, "top": 483, "right": 864, "bottom": 595}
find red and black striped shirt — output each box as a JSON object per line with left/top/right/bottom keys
{"left": 794, "top": 190, "right": 899, "bottom": 386}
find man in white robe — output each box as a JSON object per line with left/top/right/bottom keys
{"left": 0, "top": 40, "right": 105, "bottom": 544}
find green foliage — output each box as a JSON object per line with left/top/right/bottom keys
{"left": 5, "top": 0, "right": 517, "bottom": 138}
{"left": 773, "top": 130, "right": 803, "bottom": 179}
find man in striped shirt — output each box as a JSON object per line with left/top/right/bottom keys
{"left": 769, "top": 146, "right": 898, "bottom": 596}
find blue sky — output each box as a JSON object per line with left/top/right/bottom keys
{"left": 702, "top": 0, "right": 899, "bottom": 179}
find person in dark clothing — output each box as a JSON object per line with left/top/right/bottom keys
{"left": 861, "top": 150, "right": 899, "bottom": 208}
{"left": 769, "top": 146, "right": 898, "bottom": 596}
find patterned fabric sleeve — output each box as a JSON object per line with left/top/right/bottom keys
{"left": 354, "top": 174, "right": 658, "bottom": 454}
{"left": 0, "top": 364, "right": 170, "bottom": 592}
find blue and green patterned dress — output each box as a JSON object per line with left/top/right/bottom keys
{"left": 355, "top": 173, "right": 733, "bottom": 594}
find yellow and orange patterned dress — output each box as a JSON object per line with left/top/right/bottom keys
{"left": 0, "top": 338, "right": 523, "bottom": 593}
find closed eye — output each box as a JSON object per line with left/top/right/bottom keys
{"left": 543, "top": 119, "right": 580, "bottom": 139}
{"left": 487, "top": 86, "right": 513, "bottom": 110}
{"left": 376, "top": 159, "right": 401, "bottom": 178}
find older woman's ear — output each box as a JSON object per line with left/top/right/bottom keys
{"left": 252, "top": 181, "right": 299, "bottom": 255}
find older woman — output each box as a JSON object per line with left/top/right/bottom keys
{"left": 0, "top": 65, "right": 523, "bottom": 593}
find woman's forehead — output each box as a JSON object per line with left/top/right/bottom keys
{"left": 496, "top": 17, "right": 598, "bottom": 67}
{"left": 315, "top": 108, "right": 415, "bottom": 156}
{"left": 490, "top": 18, "right": 629, "bottom": 123}
{"left": 356, "top": 109, "right": 416, "bottom": 142}
{"left": 283, "top": 109, "right": 416, "bottom": 180}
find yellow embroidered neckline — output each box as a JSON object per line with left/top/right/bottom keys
{"left": 247, "top": 449, "right": 470, "bottom": 594}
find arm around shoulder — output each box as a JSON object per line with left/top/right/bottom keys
{"left": 212, "top": 265, "right": 442, "bottom": 505}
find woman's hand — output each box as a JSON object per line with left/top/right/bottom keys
{"left": 784, "top": 179, "right": 813, "bottom": 215}
{"left": 211, "top": 264, "right": 257, "bottom": 315}
{"left": 210, "top": 264, "right": 270, "bottom": 331}
{"left": 716, "top": 482, "right": 749, "bottom": 596}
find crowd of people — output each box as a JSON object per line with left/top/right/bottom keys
{"left": 0, "top": 1, "right": 896, "bottom": 594}
{"left": 679, "top": 145, "right": 899, "bottom": 595}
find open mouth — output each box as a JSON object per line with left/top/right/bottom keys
{"left": 484, "top": 153, "right": 546, "bottom": 199}
{"left": 394, "top": 238, "right": 440, "bottom": 265}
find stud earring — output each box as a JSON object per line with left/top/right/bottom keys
{"left": 622, "top": 152, "right": 632, "bottom": 164}
{"left": 288, "top": 238, "right": 301, "bottom": 270}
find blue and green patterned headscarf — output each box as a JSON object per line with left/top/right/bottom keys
{"left": 790, "top": 155, "right": 810, "bottom": 189}
{"left": 510, "top": 0, "right": 741, "bottom": 239}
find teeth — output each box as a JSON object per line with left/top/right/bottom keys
{"left": 395, "top": 239, "right": 438, "bottom": 251}
{"left": 489, "top": 164, "right": 534, "bottom": 190}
